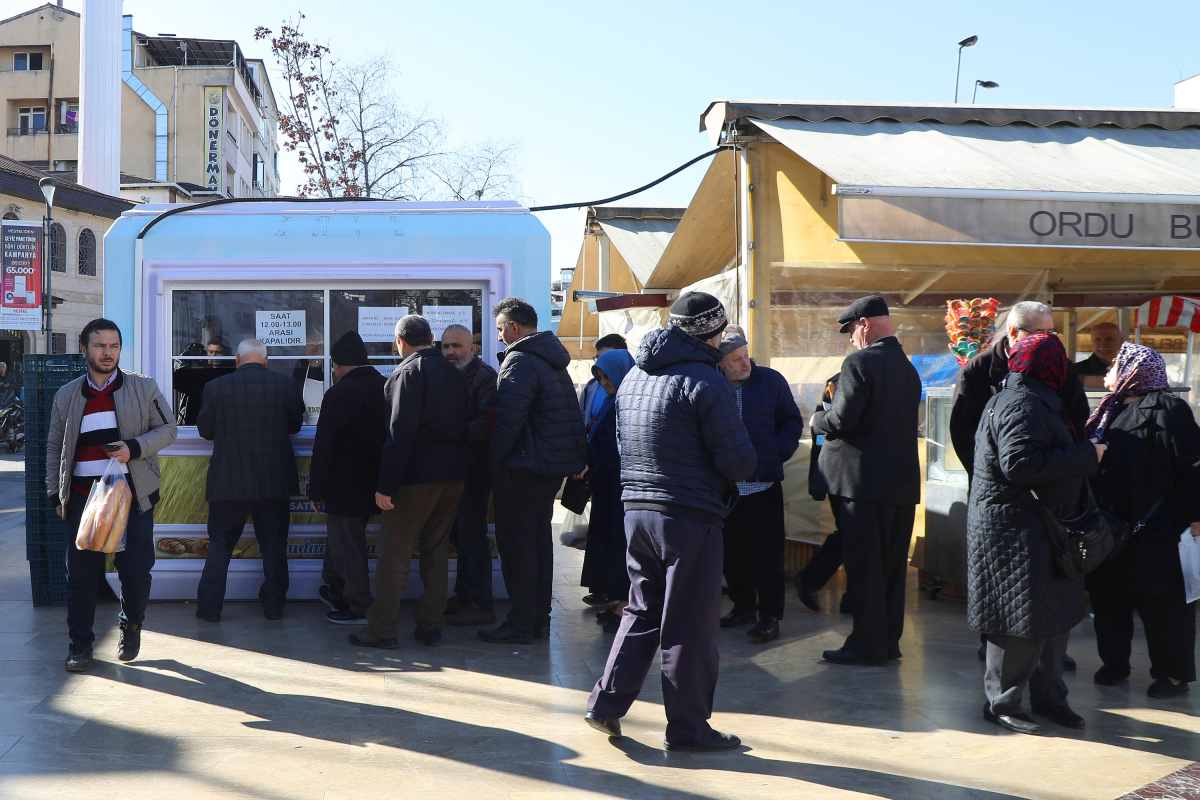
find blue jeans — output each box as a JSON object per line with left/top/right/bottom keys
{"left": 65, "top": 491, "right": 156, "bottom": 645}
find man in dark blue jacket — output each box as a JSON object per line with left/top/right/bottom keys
{"left": 480, "top": 297, "right": 587, "bottom": 645}
{"left": 717, "top": 329, "right": 803, "bottom": 643}
{"left": 585, "top": 292, "right": 756, "bottom": 753}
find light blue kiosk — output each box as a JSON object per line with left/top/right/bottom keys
{"left": 103, "top": 200, "right": 550, "bottom": 601}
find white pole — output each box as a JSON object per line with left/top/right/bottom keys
{"left": 78, "top": 0, "right": 122, "bottom": 195}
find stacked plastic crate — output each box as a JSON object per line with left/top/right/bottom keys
{"left": 24, "top": 354, "right": 86, "bottom": 606}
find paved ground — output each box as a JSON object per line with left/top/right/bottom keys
{"left": 0, "top": 484, "right": 1195, "bottom": 799}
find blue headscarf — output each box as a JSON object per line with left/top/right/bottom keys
{"left": 588, "top": 349, "right": 635, "bottom": 441}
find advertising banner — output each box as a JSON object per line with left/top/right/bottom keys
{"left": 0, "top": 220, "right": 42, "bottom": 331}
{"left": 203, "top": 87, "right": 224, "bottom": 194}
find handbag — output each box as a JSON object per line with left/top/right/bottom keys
{"left": 1029, "top": 482, "right": 1124, "bottom": 580}
{"left": 560, "top": 472, "right": 593, "bottom": 514}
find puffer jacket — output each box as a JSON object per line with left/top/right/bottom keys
{"left": 617, "top": 326, "right": 756, "bottom": 526}
{"left": 735, "top": 361, "right": 804, "bottom": 483}
{"left": 966, "top": 372, "right": 1098, "bottom": 637}
{"left": 490, "top": 330, "right": 587, "bottom": 477}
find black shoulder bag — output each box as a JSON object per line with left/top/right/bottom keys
{"left": 560, "top": 472, "right": 593, "bottom": 514}
{"left": 1099, "top": 491, "right": 1170, "bottom": 563}
{"left": 1029, "top": 483, "right": 1125, "bottom": 580}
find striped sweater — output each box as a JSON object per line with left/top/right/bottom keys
{"left": 72, "top": 371, "right": 129, "bottom": 496}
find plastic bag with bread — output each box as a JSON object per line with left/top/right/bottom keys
{"left": 74, "top": 458, "right": 132, "bottom": 553}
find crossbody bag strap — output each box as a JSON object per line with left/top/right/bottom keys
{"left": 1131, "top": 491, "right": 1171, "bottom": 536}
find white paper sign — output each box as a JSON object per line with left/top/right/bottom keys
{"left": 358, "top": 307, "right": 408, "bottom": 342}
{"left": 256, "top": 310, "right": 305, "bottom": 347}
{"left": 421, "top": 306, "right": 473, "bottom": 340}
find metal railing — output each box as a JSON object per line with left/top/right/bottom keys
{"left": 54, "top": 123, "right": 77, "bottom": 135}
{"left": 6, "top": 127, "right": 49, "bottom": 136}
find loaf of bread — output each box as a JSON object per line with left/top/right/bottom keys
{"left": 101, "top": 478, "right": 131, "bottom": 553}
{"left": 76, "top": 493, "right": 100, "bottom": 550}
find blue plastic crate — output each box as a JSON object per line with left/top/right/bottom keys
{"left": 29, "top": 556, "right": 68, "bottom": 607}
{"left": 26, "top": 541, "right": 67, "bottom": 562}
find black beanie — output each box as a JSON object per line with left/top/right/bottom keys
{"left": 330, "top": 331, "right": 369, "bottom": 366}
{"left": 668, "top": 291, "right": 728, "bottom": 340}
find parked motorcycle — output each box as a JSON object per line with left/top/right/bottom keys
{"left": 0, "top": 400, "right": 24, "bottom": 453}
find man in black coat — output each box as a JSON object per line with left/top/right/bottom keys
{"left": 196, "top": 338, "right": 304, "bottom": 622}
{"left": 309, "top": 331, "right": 387, "bottom": 625}
{"left": 441, "top": 323, "right": 499, "bottom": 627}
{"left": 480, "top": 297, "right": 587, "bottom": 645}
{"left": 950, "top": 301, "right": 1089, "bottom": 482}
{"left": 349, "top": 316, "right": 469, "bottom": 649}
{"left": 811, "top": 296, "right": 922, "bottom": 666}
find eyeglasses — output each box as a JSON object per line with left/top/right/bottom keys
{"left": 1018, "top": 327, "right": 1059, "bottom": 336}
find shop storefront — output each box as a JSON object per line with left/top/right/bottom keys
{"left": 103, "top": 199, "right": 549, "bottom": 600}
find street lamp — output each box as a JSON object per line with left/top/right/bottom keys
{"left": 973, "top": 80, "right": 999, "bottom": 103}
{"left": 954, "top": 35, "right": 978, "bottom": 104}
{"left": 38, "top": 176, "right": 56, "bottom": 354}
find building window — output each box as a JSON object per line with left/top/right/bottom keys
{"left": 77, "top": 229, "right": 96, "bottom": 277}
{"left": 14, "top": 52, "right": 43, "bottom": 71}
{"left": 50, "top": 332, "right": 66, "bottom": 354}
{"left": 1, "top": 213, "right": 16, "bottom": 221}
{"left": 17, "top": 107, "right": 47, "bottom": 135}
{"left": 49, "top": 223, "right": 66, "bottom": 273}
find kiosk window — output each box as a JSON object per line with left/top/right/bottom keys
{"left": 329, "top": 288, "right": 484, "bottom": 369}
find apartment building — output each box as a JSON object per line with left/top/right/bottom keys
{"left": 0, "top": 3, "right": 282, "bottom": 204}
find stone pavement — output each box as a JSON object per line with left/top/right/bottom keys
{"left": 0, "top": 509, "right": 1195, "bottom": 799}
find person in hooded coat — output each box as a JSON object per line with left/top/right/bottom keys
{"left": 967, "top": 333, "right": 1104, "bottom": 736}
{"left": 1086, "top": 343, "right": 1200, "bottom": 699}
{"left": 577, "top": 348, "right": 637, "bottom": 633}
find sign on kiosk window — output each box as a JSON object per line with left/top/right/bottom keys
{"left": 421, "top": 306, "right": 473, "bottom": 339}
{"left": 256, "top": 310, "right": 306, "bottom": 347}
{"left": 357, "top": 307, "right": 408, "bottom": 342}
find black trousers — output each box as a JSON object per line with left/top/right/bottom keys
{"left": 832, "top": 496, "right": 915, "bottom": 661}
{"left": 198, "top": 498, "right": 291, "bottom": 616}
{"left": 1091, "top": 588, "right": 1197, "bottom": 682}
{"left": 588, "top": 510, "right": 724, "bottom": 747}
{"left": 65, "top": 491, "right": 156, "bottom": 645}
{"left": 451, "top": 478, "right": 493, "bottom": 610}
{"left": 985, "top": 631, "right": 1069, "bottom": 715}
{"left": 491, "top": 468, "right": 561, "bottom": 636}
{"left": 722, "top": 482, "right": 786, "bottom": 619}
{"left": 322, "top": 514, "right": 373, "bottom": 615}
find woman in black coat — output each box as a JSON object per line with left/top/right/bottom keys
{"left": 967, "top": 333, "right": 1103, "bottom": 735}
{"left": 1086, "top": 343, "right": 1200, "bottom": 699}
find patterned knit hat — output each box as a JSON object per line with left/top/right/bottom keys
{"left": 668, "top": 292, "right": 728, "bottom": 340}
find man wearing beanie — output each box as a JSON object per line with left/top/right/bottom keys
{"left": 309, "top": 331, "right": 387, "bottom": 624}
{"left": 585, "top": 291, "right": 756, "bottom": 752}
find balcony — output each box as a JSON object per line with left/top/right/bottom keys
{"left": 55, "top": 123, "right": 77, "bottom": 135}
{"left": 7, "top": 127, "right": 48, "bottom": 136}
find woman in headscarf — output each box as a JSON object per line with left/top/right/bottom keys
{"left": 1086, "top": 343, "right": 1200, "bottom": 699}
{"left": 576, "top": 348, "right": 637, "bottom": 633}
{"left": 966, "top": 333, "right": 1106, "bottom": 735}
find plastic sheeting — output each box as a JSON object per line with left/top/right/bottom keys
{"left": 597, "top": 306, "right": 668, "bottom": 354}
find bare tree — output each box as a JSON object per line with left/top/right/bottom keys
{"left": 430, "top": 138, "right": 524, "bottom": 201}
{"left": 334, "top": 55, "right": 444, "bottom": 199}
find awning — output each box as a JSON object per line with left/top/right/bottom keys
{"left": 752, "top": 117, "right": 1200, "bottom": 251}
{"left": 596, "top": 218, "right": 679, "bottom": 286}
{"left": 1134, "top": 296, "right": 1200, "bottom": 332}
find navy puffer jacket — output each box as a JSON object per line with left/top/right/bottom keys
{"left": 617, "top": 326, "right": 757, "bottom": 526}
{"left": 490, "top": 330, "right": 587, "bottom": 477}
{"left": 736, "top": 362, "right": 804, "bottom": 483}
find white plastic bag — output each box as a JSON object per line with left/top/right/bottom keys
{"left": 1179, "top": 529, "right": 1200, "bottom": 604}
{"left": 75, "top": 458, "right": 131, "bottom": 553}
{"left": 559, "top": 504, "right": 590, "bottom": 550}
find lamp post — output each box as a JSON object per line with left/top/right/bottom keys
{"left": 38, "top": 176, "right": 56, "bottom": 354}
{"left": 973, "top": 80, "right": 999, "bottom": 103}
{"left": 954, "top": 35, "right": 978, "bottom": 103}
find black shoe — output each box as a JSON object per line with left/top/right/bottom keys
{"left": 720, "top": 608, "right": 757, "bottom": 628}
{"left": 1062, "top": 653, "right": 1077, "bottom": 671}
{"left": 415, "top": 628, "right": 442, "bottom": 647}
{"left": 747, "top": 616, "right": 779, "bottom": 643}
{"left": 478, "top": 622, "right": 534, "bottom": 645}
{"left": 983, "top": 703, "right": 1043, "bottom": 735}
{"left": 348, "top": 628, "right": 398, "bottom": 649}
{"left": 446, "top": 604, "right": 497, "bottom": 627}
{"left": 263, "top": 609, "right": 283, "bottom": 621}
{"left": 822, "top": 647, "right": 887, "bottom": 666}
{"left": 195, "top": 610, "right": 220, "bottom": 623}
{"left": 583, "top": 593, "right": 616, "bottom": 609}
{"left": 117, "top": 622, "right": 141, "bottom": 662}
{"left": 889, "top": 648, "right": 902, "bottom": 661}
{"left": 1148, "top": 677, "right": 1190, "bottom": 699}
{"left": 65, "top": 642, "right": 92, "bottom": 673}
{"left": 838, "top": 593, "right": 849, "bottom": 614}
{"left": 664, "top": 730, "right": 741, "bottom": 751}
{"left": 444, "top": 595, "right": 470, "bottom": 616}
{"left": 596, "top": 608, "right": 617, "bottom": 625}
{"left": 1094, "top": 665, "right": 1129, "bottom": 686}
{"left": 603, "top": 613, "right": 621, "bottom": 634}
{"left": 318, "top": 585, "right": 350, "bottom": 612}
{"left": 1032, "top": 704, "right": 1085, "bottom": 729}
{"left": 978, "top": 642, "right": 987, "bottom": 662}
{"left": 793, "top": 573, "right": 821, "bottom": 613}
{"left": 585, "top": 711, "right": 622, "bottom": 737}
{"left": 534, "top": 626, "right": 551, "bottom": 639}
{"left": 326, "top": 609, "right": 367, "bottom": 625}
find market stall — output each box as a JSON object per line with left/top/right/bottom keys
{"left": 102, "top": 199, "right": 550, "bottom": 600}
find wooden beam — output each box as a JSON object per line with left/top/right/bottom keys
{"left": 901, "top": 271, "right": 947, "bottom": 304}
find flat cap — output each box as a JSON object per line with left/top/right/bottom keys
{"left": 837, "top": 295, "right": 890, "bottom": 334}
{"left": 718, "top": 332, "right": 748, "bottom": 356}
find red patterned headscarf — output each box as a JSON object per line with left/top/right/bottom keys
{"left": 1085, "top": 343, "right": 1172, "bottom": 441}
{"left": 1007, "top": 333, "right": 1068, "bottom": 392}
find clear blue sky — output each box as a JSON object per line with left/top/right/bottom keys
{"left": 104, "top": 1, "right": 1200, "bottom": 276}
